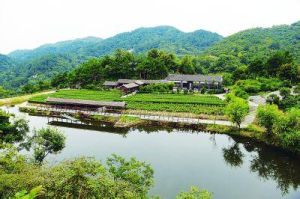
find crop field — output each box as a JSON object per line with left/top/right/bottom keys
{"left": 29, "top": 89, "right": 121, "bottom": 103}
{"left": 29, "top": 89, "right": 226, "bottom": 115}
{"left": 126, "top": 102, "right": 224, "bottom": 115}
{"left": 124, "top": 93, "right": 225, "bottom": 106}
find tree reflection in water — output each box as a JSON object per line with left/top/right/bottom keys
{"left": 222, "top": 136, "right": 300, "bottom": 195}
{"left": 223, "top": 143, "right": 244, "bottom": 167}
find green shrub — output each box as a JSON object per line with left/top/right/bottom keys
{"left": 294, "top": 84, "right": 300, "bottom": 94}
{"left": 139, "top": 83, "right": 174, "bottom": 93}
{"left": 266, "top": 94, "right": 280, "bottom": 105}
{"left": 279, "top": 87, "right": 291, "bottom": 99}
{"left": 279, "top": 131, "right": 300, "bottom": 153}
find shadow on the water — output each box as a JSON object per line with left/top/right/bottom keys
{"left": 49, "top": 121, "right": 130, "bottom": 136}
{"left": 222, "top": 136, "right": 300, "bottom": 195}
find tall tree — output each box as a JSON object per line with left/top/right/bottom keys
{"left": 225, "top": 97, "right": 249, "bottom": 128}
{"left": 180, "top": 55, "right": 195, "bottom": 74}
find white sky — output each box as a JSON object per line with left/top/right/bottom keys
{"left": 0, "top": 0, "right": 299, "bottom": 54}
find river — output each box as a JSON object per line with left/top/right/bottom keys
{"left": 2, "top": 105, "right": 300, "bottom": 199}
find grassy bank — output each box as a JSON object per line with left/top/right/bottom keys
{"left": 0, "top": 91, "right": 55, "bottom": 106}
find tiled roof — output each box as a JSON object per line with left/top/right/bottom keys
{"left": 103, "top": 81, "right": 118, "bottom": 86}
{"left": 165, "top": 74, "right": 223, "bottom": 83}
{"left": 122, "top": 83, "right": 140, "bottom": 89}
{"left": 117, "top": 79, "right": 168, "bottom": 84}
{"left": 117, "top": 79, "right": 136, "bottom": 84}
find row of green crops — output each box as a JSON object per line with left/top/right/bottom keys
{"left": 29, "top": 89, "right": 121, "bottom": 103}
{"left": 124, "top": 93, "right": 225, "bottom": 106}
{"left": 126, "top": 102, "right": 225, "bottom": 115}
{"left": 29, "top": 89, "right": 225, "bottom": 115}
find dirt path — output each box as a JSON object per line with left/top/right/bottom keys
{"left": 240, "top": 95, "right": 266, "bottom": 128}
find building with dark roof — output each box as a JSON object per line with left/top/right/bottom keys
{"left": 165, "top": 74, "right": 223, "bottom": 90}
{"left": 103, "top": 81, "right": 118, "bottom": 89}
{"left": 103, "top": 74, "right": 223, "bottom": 93}
{"left": 120, "top": 83, "right": 140, "bottom": 94}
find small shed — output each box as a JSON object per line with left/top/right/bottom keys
{"left": 121, "top": 83, "right": 140, "bottom": 94}
{"left": 103, "top": 81, "right": 118, "bottom": 89}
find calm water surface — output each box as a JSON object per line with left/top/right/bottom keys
{"left": 2, "top": 105, "right": 300, "bottom": 199}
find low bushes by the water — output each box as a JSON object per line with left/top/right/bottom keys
{"left": 19, "top": 106, "right": 52, "bottom": 117}
{"left": 114, "top": 115, "right": 145, "bottom": 128}
{"left": 89, "top": 114, "right": 119, "bottom": 123}
{"left": 19, "top": 107, "right": 37, "bottom": 114}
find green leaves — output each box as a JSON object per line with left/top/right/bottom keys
{"left": 225, "top": 96, "right": 249, "bottom": 128}
{"left": 257, "top": 104, "right": 283, "bottom": 135}
{"left": 0, "top": 150, "right": 155, "bottom": 199}
{"left": 29, "top": 127, "right": 66, "bottom": 163}
{"left": 176, "top": 186, "right": 212, "bottom": 199}
{"left": 107, "top": 154, "right": 154, "bottom": 196}
{"left": 13, "top": 186, "right": 43, "bottom": 199}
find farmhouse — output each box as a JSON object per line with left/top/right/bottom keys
{"left": 120, "top": 83, "right": 140, "bottom": 94}
{"left": 102, "top": 74, "right": 223, "bottom": 93}
{"left": 117, "top": 79, "right": 167, "bottom": 87}
{"left": 103, "top": 79, "right": 167, "bottom": 90}
{"left": 165, "top": 74, "right": 223, "bottom": 90}
{"left": 103, "top": 81, "right": 118, "bottom": 89}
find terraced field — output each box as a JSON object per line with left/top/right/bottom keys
{"left": 29, "top": 89, "right": 225, "bottom": 115}
{"left": 125, "top": 93, "right": 225, "bottom": 106}
{"left": 29, "top": 89, "right": 121, "bottom": 103}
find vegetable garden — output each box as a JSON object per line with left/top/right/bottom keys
{"left": 29, "top": 89, "right": 226, "bottom": 115}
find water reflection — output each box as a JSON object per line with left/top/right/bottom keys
{"left": 50, "top": 120, "right": 300, "bottom": 196}
{"left": 223, "top": 143, "right": 244, "bottom": 167}
{"left": 222, "top": 136, "right": 300, "bottom": 195}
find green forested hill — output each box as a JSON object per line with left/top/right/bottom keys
{"left": 0, "top": 54, "right": 16, "bottom": 71}
{"left": 8, "top": 26, "right": 222, "bottom": 62}
{"left": 200, "top": 21, "right": 300, "bottom": 72}
{"left": 1, "top": 54, "right": 84, "bottom": 89}
{"left": 85, "top": 26, "right": 223, "bottom": 56}
{"left": 0, "top": 55, "right": 17, "bottom": 88}
{"left": 8, "top": 37, "right": 103, "bottom": 63}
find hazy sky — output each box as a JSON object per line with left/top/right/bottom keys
{"left": 0, "top": 0, "right": 299, "bottom": 54}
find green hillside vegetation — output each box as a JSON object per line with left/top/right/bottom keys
{"left": 8, "top": 37, "right": 103, "bottom": 62}
{"left": 199, "top": 21, "right": 300, "bottom": 73}
{"left": 0, "top": 54, "right": 16, "bottom": 71}
{"left": 1, "top": 21, "right": 300, "bottom": 97}
{"left": 0, "top": 26, "right": 222, "bottom": 91}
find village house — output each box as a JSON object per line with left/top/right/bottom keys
{"left": 164, "top": 74, "right": 223, "bottom": 90}
{"left": 103, "top": 74, "right": 223, "bottom": 93}
{"left": 103, "top": 81, "right": 118, "bottom": 89}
